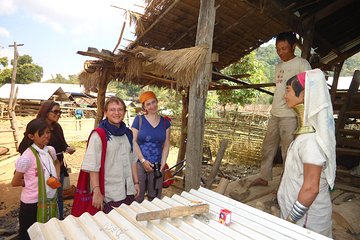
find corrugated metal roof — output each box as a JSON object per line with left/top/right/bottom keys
{"left": 0, "top": 83, "right": 69, "bottom": 101}
{"left": 28, "top": 187, "right": 331, "bottom": 240}
{"left": 30, "top": 83, "right": 85, "bottom": 94}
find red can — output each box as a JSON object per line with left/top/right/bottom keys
{"left": 219, "top": 209, "right": 232, "bottom": 225}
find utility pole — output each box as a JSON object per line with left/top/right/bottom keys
{"left": 8, "top": 42, "right": 24, "bottom": 150}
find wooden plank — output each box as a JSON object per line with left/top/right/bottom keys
{"left": 131, "top": 200, "right": 213, "bottom": 240}
{"left": 335, "top": 183, "right": 360, "bottom": 194}
{"left": 239, "top": 176, "right": 280, "bottom": 203}
{"left": 338, "top": 129, "right": 360, "bottom": 137}
{"left": 136, "top": 204, "right": 209, "bottom": 221}
{"left": 205, "top": 139, "right": 228, "bottom": 188}
{"left": 336, "top": 147, "right": 360, "bottom": 156}
{"left": 336, "top": 137, "right": 360, "bottom": 149}
{"left": 333, "top": 200, "right": 360, "bottom": 234}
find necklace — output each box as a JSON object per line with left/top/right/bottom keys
{"left": 36, "top": 149, "right": 53, "bottom": 177}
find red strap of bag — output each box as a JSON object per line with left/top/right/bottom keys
{"left": 71, "top": 128, "right": 107, "bottom": 217}
{"left": 76, "top": 128, "right": 107, "bottom": 195}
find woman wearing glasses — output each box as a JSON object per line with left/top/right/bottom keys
{"left": 35, "top": 100, "right": 75, "bottom": 219}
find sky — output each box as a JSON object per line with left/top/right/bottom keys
{"left": 0, "top": 0, "right": 144, "bottom": 81}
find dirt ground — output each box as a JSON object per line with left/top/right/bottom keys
{"left": 1, "top": 117, "right": 359, "bottom": 239}
{"left": 0, "top": 116, "right": 183, "bottom": 236}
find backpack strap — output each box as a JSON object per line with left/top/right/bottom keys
{"left": 138, "top": 115, "right": 142, "bottom": 131}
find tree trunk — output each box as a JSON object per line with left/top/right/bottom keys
{"left": 94, "top": 70, "right": 111, "bottom": 128}
{"left": 185, "top": 0, "right": 216, "bottom": 191}
{"left": 176, "top": 91, "right": 189, "bottom": 173}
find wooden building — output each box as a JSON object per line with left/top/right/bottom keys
{"left": 77, "top": 0, "right": 360, "bottom": 190}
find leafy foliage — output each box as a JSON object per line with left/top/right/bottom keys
{"left": 45, "top": 74, "right": 79, "bottom": 84}
{"left": 0, "top": 57, "right": 8, "bottom": 68}
{"left": 341, "top": 52, "right": 360, "bottom": 76}
{"left": 0, "top": 54, "right": 43, "bottom": 85}
{"left": 16, "top": 63, "right": 43, "bottom": 84}
{"left": 216, "top": 51, "right": 267, "bottom": 115}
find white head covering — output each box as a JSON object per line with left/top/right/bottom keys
{"left": 303, "top": 69, "right": 336, "bottom": 189}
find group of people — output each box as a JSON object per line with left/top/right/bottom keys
{"left": 12, "top": 91, "right": 170, "bottom": 239}
{"left": 251, "top": 31, "right": 335, "bottom": 238}
{"left": 11, "top": 31, "right": 335, "bottom": 239}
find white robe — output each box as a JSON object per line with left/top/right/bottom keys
{"left": 277, "top": 133, "right": 333, "bottom": 238}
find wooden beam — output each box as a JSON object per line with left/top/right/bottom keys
{"left": 168, "top": 25, "right": 197, "bottom": 49}
{"left": 213, "top": 10, "right": 255, "bottom": 41}
{"left": 185, "top": 0, "right": 216, "bottom": 191}
{"left": 301, "top": 16, "right": 315, "bottom": 60}
{"left": 327, "top": 44, "right": 360, "bottom": 65}
{"left": 131, "top": 0, "right": 180, "bottom": 47}
{"left": 330, "top": 61, "right": 344, "bottom": 103}
{"left": 205, "top": 139, "right": 228, "bottom": 188}
{"left": 212, "top": 72, "right": 274, "bottom": 95}
{"left": 209, "top": 83, "right": 275, "bottom": 91}
{"left": 176, "top": 91, "right": 189, "bottom": 173}
{"left": 283, "top": 0, "right": 321, "bottom": 12}
{"left": 307, "top": 0, "right": 355, "bottom": 22}
{"left": 135, "top": 204, "right": 209, "bottom": 221}
{"left": 313, "top": 32, "right": 341, "bottom": 55}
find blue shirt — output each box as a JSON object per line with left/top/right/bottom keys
{"left": 132, "top": 115, "right": 171, "bottom": 164}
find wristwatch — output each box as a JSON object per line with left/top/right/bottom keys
{"left": 140, "top": 158, "right": 146, "bottom": 163}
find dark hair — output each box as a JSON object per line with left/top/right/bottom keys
{"left": 104, "top": 96, "right": 126, "bottom": 112}
{"left": 18, "top": 119, "right": 50, "bottom": 154}
{"left": 286, "top": 75, "right": 304, "bottom": 97}
{"left": 276, "top": 32, "right": 298, "bottom": 46}
{"left": 37, "top": 100, "right": 60, "bottom": 120}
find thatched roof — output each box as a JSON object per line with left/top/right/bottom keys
{"left": 77, "top": 0, "right": 359, "bottom": 92}
{"left": 133, "top": 0, "right": 360, "bottom": 69}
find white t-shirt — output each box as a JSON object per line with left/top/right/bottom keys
{"left": 81, "top": 132, "right": 137, "bottom": 202}
{"left": 271, "top": 57, "right": 311, "bottom": 117}
{"left": 277, "top": 133, "right": 332, "bottom": 237}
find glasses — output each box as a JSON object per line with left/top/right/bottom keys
{"left": 49, "top": 110, "right": 62, "bottom": 115}
{"left": 108, "top": 108, "right": 124, "bottom": 113}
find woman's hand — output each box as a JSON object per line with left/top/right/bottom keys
{"left": 66, "top": 147, "right": 76, "bottom": 154}
{"left": 134, "top": 183, "right": 140, "bottom": 198}
{"left": 142, "top": 160, "right": 154, "bottom": 173}
{"left": 92, "top": 188, "right": 104, "bottom": 210}
{"left": 160, "top": 163, "right": 166, "bottom": 172}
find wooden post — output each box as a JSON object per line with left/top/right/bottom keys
{"left": 330, "top": 61, "right": 344, "bottom": 103}
{"left": 8, "top": 42, "right": 23, "bottom": 150}
{"left": 205, "top": 139, "right": 229, "bottom": 188}
{"left": 300, "top": 17, "right": 314, "bottom": 60}
{"left": 176, "top": 90, "right": 188, "bottom": 173}
{"left": 94, "top": 70, "right": 111, "bottom": 128}
{"left": 185, "top": 0, "right": 216, "bottom": 191}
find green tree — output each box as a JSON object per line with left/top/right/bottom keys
{"left": 45, "top": 74, "right": 80, "bottom": 83}
{"left": 254, "top": 44, "right": 278, "bottom": 83}
{"left": 16, "top": 54, "right": 33, "bottom": 65}
{"left": 0, "top": 54, "right": 43, "bottom": 85}
{"left": 0, "top": 57, "right": 8, "bottom": 68}
{"left": 341, "top": 52, "right": 360, "bottom": 76}
{"left": 16, "top": 63, "right": 43, "bottom": 84}
{"left": 0, "top": 68, "right": 11, "bottom": 85}
{"left": 46, "top": 74, "right": 67, "bottom": 83}
{"left": 217, "top": 51, "right": 266, "bottom": 117}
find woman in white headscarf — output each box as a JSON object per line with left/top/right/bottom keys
{"left": 277, "top": 69, "right": 336, "bottom": 238}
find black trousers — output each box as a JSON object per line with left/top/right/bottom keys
{"left": 19, "top": 201, "right": 37, "bottom": 240}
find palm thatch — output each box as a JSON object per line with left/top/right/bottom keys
{"left": 124, "top": 45, "right": 208, "bottom": 87}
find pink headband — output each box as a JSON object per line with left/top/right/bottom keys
{"left": 297, "top": 72, "right": 306, "bottom": 88}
